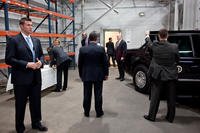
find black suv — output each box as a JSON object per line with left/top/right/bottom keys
{"left": 125, "top": 30, "right": 200, "bottom": 95}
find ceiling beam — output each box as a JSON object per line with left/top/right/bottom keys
{"left": 132, "top": 0, "right": 136, "bottom": 7}
{"left": 98, "top": 0, "right": 119, "bottom": 14}
{"left": 76, "top": 0, "right": 125, "bottom": 37}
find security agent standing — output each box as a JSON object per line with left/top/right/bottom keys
{"left": 5, "top": 17, "right": 47, "bottom": 133}
{"left": 115, "top": 34, "right": 127, "bottom": 81}
{"left": 50, "top": 38, "right": 71, "bottom": 92}
{"left": 78, "top": 31, "right": 109, "bottom": 117}
{"left": 106, "top": 37, "right": 116, "bottom": 67}
{"left": 144, "top": 28, "right": 179, "bottom": 123}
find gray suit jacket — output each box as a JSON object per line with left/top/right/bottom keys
{"left": 50, "top": 45, "right": 70, "bottom": 66}
{"left": 148, "top": 41, "right": 179, "bottom": 81}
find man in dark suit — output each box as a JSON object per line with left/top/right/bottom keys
{"left": 78, "top": 31, "right": 109, "bottom": 118}
{"left": 106, "top": 37, "right": 116, "bottom": 67}
{"left": 144, "top": 28, "right": 179, "bottom": 123}
{"left": 5, "top": 17, "right": 47, "bottom": 133}
{"left": 115, "top": 34, "right": 127, "bottom": 81}
{"left": 50, "top": 38, "right": 71, "bottom": 92}
{"left": 81, "top": 32, "right": 88, "bottom": 46}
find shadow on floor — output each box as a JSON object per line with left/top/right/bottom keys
{"left": 67, "top": 117, "right": 110, "bottom": 133}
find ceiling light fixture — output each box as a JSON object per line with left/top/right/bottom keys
{"left": 139, "top": 12, "right": 145, "bottom": 17}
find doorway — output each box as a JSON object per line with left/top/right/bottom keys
{"left": 103, "top": 29, "right": 121, "bottom": 66}
{"left": 103, "top": 29, "right": 121, "bottom": 47}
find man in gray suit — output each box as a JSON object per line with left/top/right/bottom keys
{"left": 78, "top": 31, "right": 109, "bottom": 118}
{"left": 144, "top": 28, "right": 179, "bottom": 123}
{"left": 50, "top": 38, "right": 71, "bottom": 92}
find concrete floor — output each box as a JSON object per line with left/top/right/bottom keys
{"left": 0, "top": 67, "right": 200, "bottom": 133}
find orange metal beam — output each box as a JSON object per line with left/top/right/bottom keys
{"left": 5, "top": 8, "right": 57, "bottom": 21}
{"left": 0, "top": 63, "right": 10, "bottom": 69}
{"left": 68, "top": 52, "right": 75, "bottom": 56}
{"left": 0, "top": 30, "right": 75, "bottom": 39}
{"left": 0, "top": 30, "right": 18, "bottom": 36}
{"left": 1, "top": 0, "right": 74, "bottom": 20}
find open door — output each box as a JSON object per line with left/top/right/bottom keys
{"left": 103, "top": 29, "right": 121, "bottom": 47}
{"left": 103, "top": 29, "right": 121, "bottom": 66}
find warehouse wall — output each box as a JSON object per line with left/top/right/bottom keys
{"left": 0, "top": 0, "right": 200, "bottom": 60}
{"left": 0, "top": 0, "right": 72, "bottom": 58}
{"left": 182, "top": 0, "right": 200, "bottom": 30}
{"left": 75, "top": 0, "right": 170, "bottom": 51}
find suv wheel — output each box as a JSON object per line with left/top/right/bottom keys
{"left": 133, "top": 65, "right": 150, "bottom": 93}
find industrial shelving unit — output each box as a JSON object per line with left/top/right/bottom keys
{"left": 0, "top": 0, "right": 76, "bottom": 68}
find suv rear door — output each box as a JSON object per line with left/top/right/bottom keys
{"left": 168, "top": 33, "right": 200, "bottom": 82}
{"left": 150, "top": 31, "right": 200, "bottom": 82}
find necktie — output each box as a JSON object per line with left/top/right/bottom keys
{"left": 26, "top": 37, "right": 35, "bottom": 62}
{"left": 115, "top": 41, "right": 119, "bottom": 49}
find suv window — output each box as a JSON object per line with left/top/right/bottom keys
{"left": 192, "top": 35, "right": 200, "bottom": 57}
{"left": 168, "top": 35, "right": 193, "bottom": 57}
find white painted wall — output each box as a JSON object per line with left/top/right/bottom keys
{"left": 174, "top": 0, "right": 200, "bottom": 30}
{"left": 1, "top": 0, "right": 200, "bottom": 61}
{"left": 75, "top": 1, "right": 170, "bottom": 51}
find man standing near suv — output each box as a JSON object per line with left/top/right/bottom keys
{"left": 144, "top": 28, "right": 179, "bottom": 123}
{"left": 115, "top": 34, "right": 127, "bottom": 81}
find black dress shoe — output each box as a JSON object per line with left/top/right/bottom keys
{"left": 16, "top": 126, "right": 25, "bottom": 133}
{"left": 53, "top": 89, "right": 61, "bottom": 92}
{"left": 144, "top": 115, "right": 155, "bottom": 122}
{"left": 120, "top": 78, "right": 124, "bottom": 81}
{"left": 165, "top": 116, "right": 173, "bottom": 123}
{"left": 96, "top": 111, "right": 104, "bottom": 118}
{"left": 32, "top": 123, "right": 48, "bottom": 132}
{"left": 84, "top": 112, "right": 89, "bottom": 117}
{"left": 115, "top": 77, "right": 121, "bottom": 80}
{"left": 17, "top": 130, "right": 24, "bottom": 133}
{"left": 63, "top": 86, "right": 67, "bottom": 91}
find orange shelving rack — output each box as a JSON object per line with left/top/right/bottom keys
{"left": 0, "top": 0, "right": 76, "bottom": 68}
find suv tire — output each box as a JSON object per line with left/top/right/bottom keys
{"left": 133, "top": 65, "right": 150, "bottom": 93}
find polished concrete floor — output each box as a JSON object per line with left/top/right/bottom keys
{"left": 0, "top": 67, "right": 200, "bottom": 133}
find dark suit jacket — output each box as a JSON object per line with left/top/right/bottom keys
{"left": 115, "top": 40, "right": 127, "bottom": 61}
{"left": 81, "top": 38, "right": 86, "bottom": 47}
{"left": 148, "top": 41, "right": 179, "bottom": 81}
{"left": 106, "top": 41, "right": 115, "bottom": 55}
{"left": 78, "top": 43, "right": 109, "bottom": 81}
{"left": 50, "top": 45, "right": 70, "bottom": 66}
{"left": 5, "top": 33, "right": 44, "bottom": 85}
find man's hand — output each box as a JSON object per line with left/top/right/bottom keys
{"left": 52, "top": 65, "right": 56, "bottom": 70}
{"left": 26, "top": 58, "right": 42, "bottom": 70}
{"left": 35, "top": 58, "right": 42, "bottom": 69}
{"left": 26, "top": 62, "right": 37, "bottom": 70}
